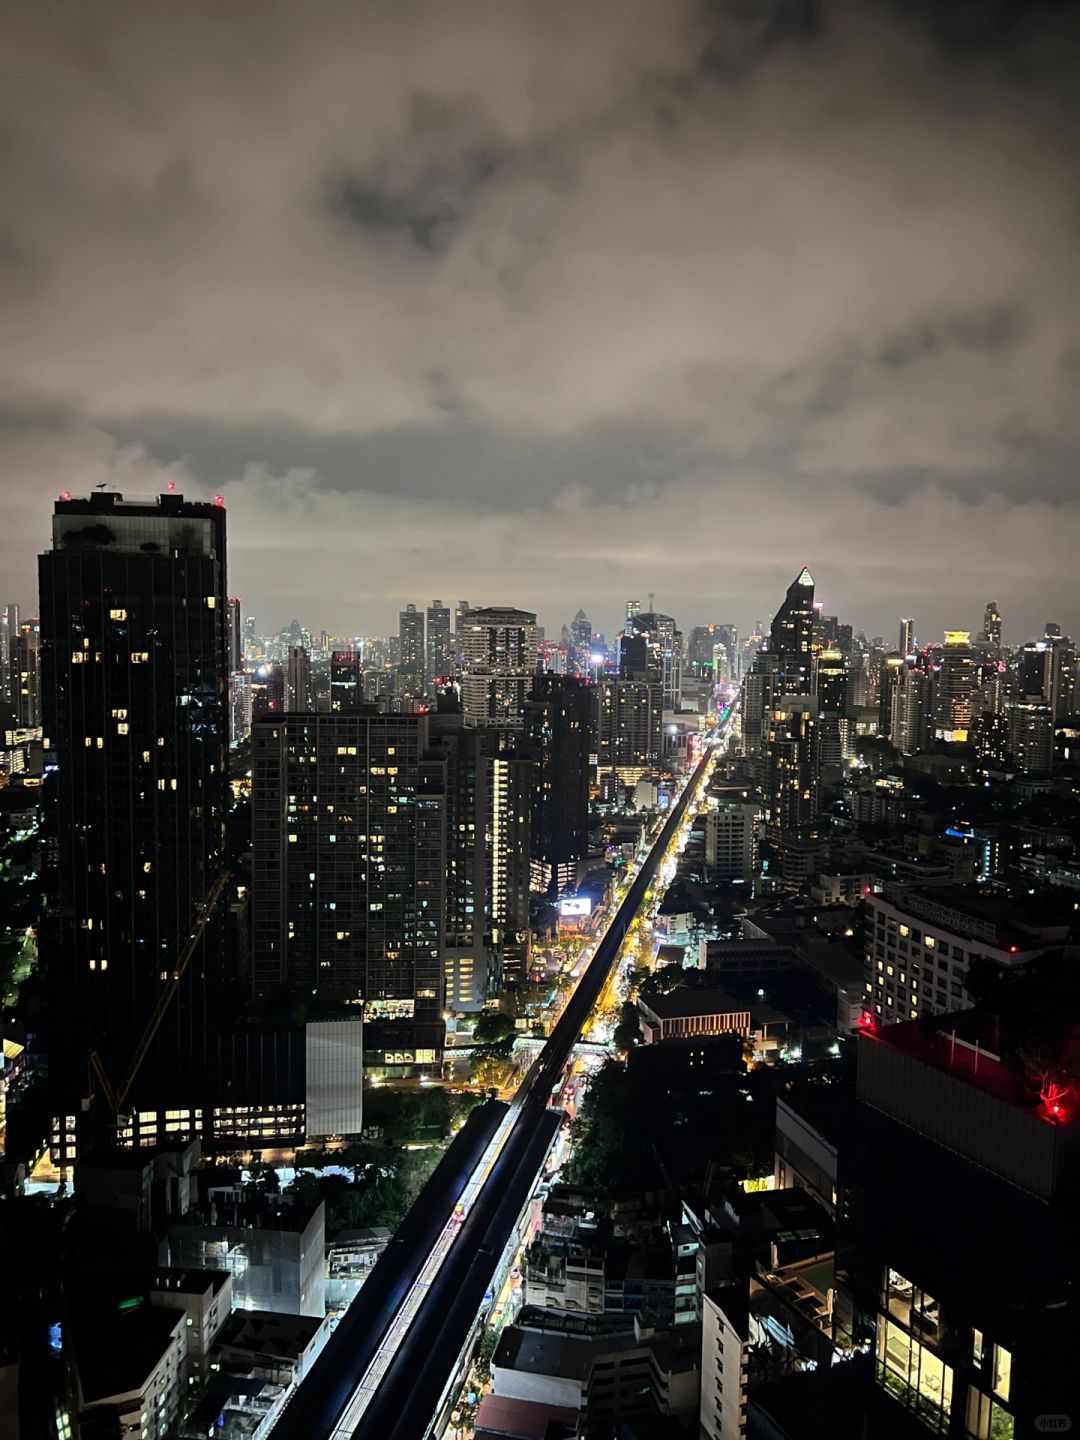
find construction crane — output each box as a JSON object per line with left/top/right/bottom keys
{"left": 87, "top": 868, "right": 231, "bottom": 1119}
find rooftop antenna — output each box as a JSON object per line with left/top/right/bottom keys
{"left": 648, "top": 592, "right": 655, "bottom": 611}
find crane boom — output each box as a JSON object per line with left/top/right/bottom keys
{"left": 88, "top": 868, "right": 231, "bottom": 1117}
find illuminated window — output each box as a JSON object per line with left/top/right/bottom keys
{"left": 965, "top": 1386, "right": 1013, "bottom": 1440}
{"left": 899, "top": 924, "right": 910, "bottom": 938}
{"left": 109, "top": 608, "right": 127, "bottom": 620}
{"left": 206, "top": 596, "right": 217, "bottom": 608}
{"left": 117, "top": 723, "right": 129, "bottom": 735}
{"left": 992, "top": 1345, "right": 1011, "bottom": 1402}
{"left": 925, "top": 936, "right": 936, "bottom": 949}
{"left": 72, "top": 651, "right": 86, "bottom": 664}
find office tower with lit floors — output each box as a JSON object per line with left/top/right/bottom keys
{"left": 38, "top": 491, "right": 230, "bottom": 1160}
{"left": 251, "top": 710, "right": 447, "bottom": 1075}
{"left": 460, "top": 606, "right": 539, "bottom": 725}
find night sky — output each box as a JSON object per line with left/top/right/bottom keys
{"left": 2, "top": 0, "right": 1078, "bottom": 643}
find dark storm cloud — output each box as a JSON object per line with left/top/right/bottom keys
{"left": 1, "top": 0, "right": 1079, "bottom": 642}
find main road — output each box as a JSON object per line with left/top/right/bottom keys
{"left": 273, "top": 707, "right": 734, "bottom": 1440}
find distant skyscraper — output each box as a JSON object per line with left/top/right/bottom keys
{"left": 460, "top": 607, "right": 539, "bottom": 726}
{"left": 898, "top": 617, "right": 915, "bottom": 658}
{"left": 877, "top": 653, "right": 905, "bottom": 738}
{"left": 38, "top": 491, "right": 229, "bottom": 1151}
{"left": 252, "top": 711, "right": 445, "bottom": 1073}
{"left": 568, "top": 609, "right": 593, "bottom": 677}
{"left": 251, "top": 662, "right": 285, "bottom": 719}
{"left": 525, "top": 675, "right": 592, "bottom": 897}
{"left": 625, "top": 599, "right": 641, "bottom": 624}
{"left": 982, "top": 602, "right": 1002, "bottom": 650}
{"left": 330, "top": 650, "right": 363, "bottom": 712}
{"left": 398, "top": 603, "right": 425, "bottom": 696}
{"left": 625, "top": 612, "right": 682, "bottom": 710}
{"left": 764, "top": 697, "right": 818, "bottom": 844}
{"left": 1, "top": 602, "right": 19, "bottom": 709}
{"left": 12, "top": 619, "right": 41, "bottom": 728}
{"left": 227, "top": 597, "right": 242, "bottom": 674}
{"left": 426, "top": 600, "right": 453, "bottom": 686}
{"left": 595, "top": 679, "right": 662, "bottom": 792}
{"left": 817, "top": 648, "right": 850, "bottom": 767}
{"left": 453, "top": 600, "right": 472, "bottom": 672}
{"left": 769, "top": 568, "right": 815, "bottom": 696}
{"left": 285, "top": 645, "right": 311, "bottom": 712}
{"left": 1017, "top": 629, "right": 1076, "bottom": 720}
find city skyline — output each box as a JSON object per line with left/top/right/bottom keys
{"left": 2, "top": 2, "right": 1080, "bottom": 642}
{"left": 2, "top": 484, "right": 1074, "bottom": 651}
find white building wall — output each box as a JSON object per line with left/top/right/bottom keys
{"left": 699, "top": 1293, "right": 747, "bottom": 1440}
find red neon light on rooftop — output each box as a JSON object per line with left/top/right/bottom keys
{"left": 213, "top": 494, "right": 226, "bottom": 506}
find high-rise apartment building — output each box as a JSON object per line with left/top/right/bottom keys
{"left": 1, "top": 602, "right": 19, "bottom": 709}
{"left": 763, "top": 697, "right": 818, "bottom": 844}
{"left": 398, "top": 603, "right": 425, "bottom": 696}
{"left": 595, "top": 679, "right": 662, "bottom": 791}
{"left": 285, "top": 645, "right": 311, "bottom": 712}
{"left": 38, "top": 491, "right": 230, "bottom": 1142}
{"left": 769, "top": 568, "right": 815, "bottom": 696}
{"left": 877, "top": 653, "right": 905, "bottom": 739}
{"left": 252, "top": 711, "right": 446, "bottom": 1073}
{"left": 1016, "top": 630, "right": 1076, "bottom": 720}
{"left": 426, "top": 601, "right": 453, "bottom": 687}
{"left": 427, "top": 716, "right": 531, "bottom": 1008}
{"left": 740, "top": 651, "right": 781, "bottom": 760}
{"left": 1006, "top": 698, "right": 1054, "bottom": 774}
{"left": 12, "top": 619, "right": 41, "bottom": 728}
{"left": 251, "top": 661, "right": 285, "bottom": 720}
{"left": 704, "top": 801, "right": 760, "bottom": 882}
{"left": 816, "top": 647, "right": 850, "bottom": 768}
{"left": 460, "top": 607, "right": 539, "bottom": 726}
{"left": 524, "top": 675, "right": 592, "bottom": 896}
{"left": 898, "top": 617, "right": 915, "bottom": 658}
{"left": 892, "top": 664, "right": 933, "bottom": 755}
{"left": 227, "top": 597, "right": 242, "bottom": 674}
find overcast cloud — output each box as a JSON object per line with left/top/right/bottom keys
{"left": 2, "top": 0, "right": 1078, "bottom": 643}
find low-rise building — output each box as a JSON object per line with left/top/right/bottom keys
{"left": 862, "top": 882, "right": 1070, "bottom": 1026}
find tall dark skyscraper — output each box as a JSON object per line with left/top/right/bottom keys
{"left": 769, "top": 567, "right": 815, "bottom": 696}
{"left": 38, "top": 492, "right": 229, "bottom": 1152}
{"left": 330, "top": 649, "right": 363, "bottom": 712}
{"left": 398, "top": 602, "right": 425, "bottom": 696}
{"left": 251, "top": 710, "right": 446, "bottom": 1073}
{"left": 524, "top": 674, "right": 592, "bottom": 897}
{"left": 982, "top": 600, "right": 1002, "bottom": 650}
{"left": 426, "top": 600, "right": 453, "bottom": 685}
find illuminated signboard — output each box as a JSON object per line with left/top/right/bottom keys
{"left": 559, "top": 897, "right": 593, "bottom": 918}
